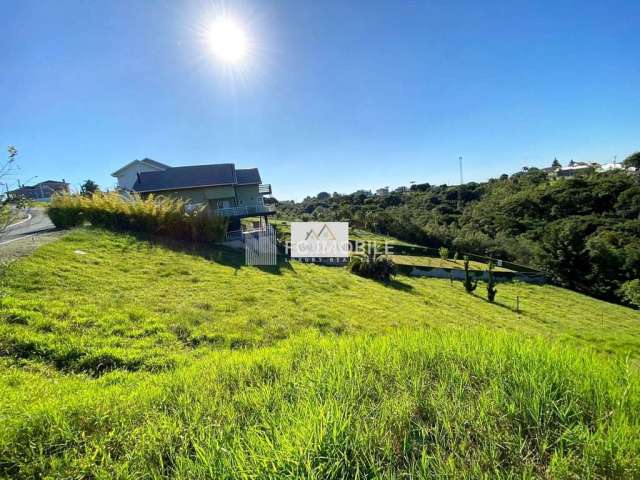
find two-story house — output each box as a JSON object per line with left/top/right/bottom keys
{"left": 111, "top": 160, "right": 275, "bottom": 231}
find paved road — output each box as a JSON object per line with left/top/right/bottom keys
{"left": 0, "top": 208, "right": 55, "bottom": 245}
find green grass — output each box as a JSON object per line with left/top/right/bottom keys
{"left": 390, "top": 254, "right": 513, "bottom": 272}
{"left": 272, "top": 220, "right": 499, "bottom": 271}
{"left": 1, "top": 228, "right": 640, "bottom": 478}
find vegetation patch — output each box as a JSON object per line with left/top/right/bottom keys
{"left": 1, "top": 331, "right": 639, "bottom": 478}
{"left": 277, "top": 170, "right": 640, "bottom": 306}
{"left": 1, "top": 228, "right": 639, "bottom": 477}
{"left": 48, "top": 192, "right": 228, "bottom": 242}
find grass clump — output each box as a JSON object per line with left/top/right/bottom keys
{"left": 48, "top": 192, "right": 228, "bottom": 242}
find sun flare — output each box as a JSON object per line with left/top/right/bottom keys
{"left": 206, "top": 17, "right": 249, "bottom": 64}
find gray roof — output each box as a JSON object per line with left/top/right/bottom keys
{"left": 133, "top": 163, "right": 262, "bottom": 193}
{"left": 236, "top": 168, "right": 262, "bottom": 185}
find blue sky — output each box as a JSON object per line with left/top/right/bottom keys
{"left": 1, "top": 0, "right": 639, "bottom": 200}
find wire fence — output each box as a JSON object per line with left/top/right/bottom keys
{"left": 349, "top": 241, "right": 545, "bottom": 274}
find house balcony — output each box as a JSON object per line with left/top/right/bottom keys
{"left": 214, "top": 204, "right": 276, "bottom": 218}
{"left": 258, "top": 184, "right": 272, "bottom": 195}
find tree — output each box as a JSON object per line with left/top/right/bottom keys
{"left": 317, "top": 192, "right": 330, "bottom": 200}
{"left": 537, "top": 217, "right": 597, "bottom": 289}
{"left": 623, "top": 152, "right": 640, "bottom": 171}
{"left": 80, "top": 179, "right": 100, "bottom": 197}
{"left": 552, "top": 158, "right": 561, "bottom": 168}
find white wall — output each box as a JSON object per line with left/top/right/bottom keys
{"left": 115, "top": 161, "right": 166, "bottom": 190}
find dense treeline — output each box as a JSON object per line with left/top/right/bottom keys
{"left": 276, "top": 168, "right": 640, "bottom": 307}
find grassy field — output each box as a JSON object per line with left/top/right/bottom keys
{"left": 389, "top": 254, "right": 513, "bottom": 272}
{"left": 1, "top": 228, "right": 639, "bottom": 477}
{"left": 271, "top": 219, "right": 504, "bottom": 272}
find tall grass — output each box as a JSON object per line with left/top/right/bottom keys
{"left": 48, "top": 192, "right": 227, "bottom": 242}
{"left": 2, "top": 229, "right": 640, "bottom": 477}
{"left": 1, "top": 330, "right": 639, "bottom": 478}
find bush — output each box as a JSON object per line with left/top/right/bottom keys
{"left": 438, "top": 246, "right": 449, "bottom": 264}
{"left": 619, "top": 279, "right": 640, "bottom": 308}
{"left": 47, "top": 195, "right": 84, "bottom": 228}
{"left": 48, "top": 192, "right": 228, "bottom": 242}
{"left": 486, "top": 261, "right": 498, "bottom": 303}
{"left": 348, "top": 252, "right": 396, "bottom": 282}
{"left": 463, "top": 255, "right": 478, "bottom": 293}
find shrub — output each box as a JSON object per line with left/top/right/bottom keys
{"left": 619, "top": 279, "right": 640, "bottom": 308}
{"left": 48, "top": 192, "right": 228, "bottom": 242}
{"left": 47, "top": 195, "right": 84, "bottom": 228}
{"left": 486, "top": 261, "right": 498, "bottom": 303}
{"left": 463, "top": 255, "right": 478, "bottom": 293}
{"left": 438, "top": 246, "right": 449, "bottom": 264}
{"left": 348, "top": 252, "right": 396, "bottom": 282}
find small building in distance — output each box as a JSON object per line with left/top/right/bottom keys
{"left": 7, "top": 180, "right": 69, "bottom": 202}
{"left": 555, "top": 162, "right": 599, "bottom": 178}
{"left": 598, "top": 162, "right": 627, "bottom": 172}
{"left": 543, "top": 160, "right": 600, "bottom": 178}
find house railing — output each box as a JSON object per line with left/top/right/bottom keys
{"left": 258, "top": 184, "right": 272, "bottom": 195}
{"left": 215, "top": 204, "right": 276, "bottom": 217}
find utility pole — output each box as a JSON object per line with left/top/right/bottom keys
{"left": 457, "top": 156, "right": 463, "bottom": 210}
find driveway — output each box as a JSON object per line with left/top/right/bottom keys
{"left": 0, "top": 207, "right": 55, "bottom": 245}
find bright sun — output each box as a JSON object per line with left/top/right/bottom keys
{"left": 207, "top": 17, "right": 249, "bottom": 64}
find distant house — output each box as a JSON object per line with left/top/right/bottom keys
{"left": 598, "top": 162, "right": 626, "bottom": 172}
{"left": 376, "top": 187, "right": 389, "bottom": 196}
{"left": 544, "top": 162, "right": 599, "bottom": 179}
{"left": 7, "top": 180, "right": 69, "bottom": 201}
{"left": 111, "top": 160, "right": 274, "bottom": 228}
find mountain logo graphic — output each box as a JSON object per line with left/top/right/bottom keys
{"left": 305, "top": 223, "right": 337, "bottom": 241}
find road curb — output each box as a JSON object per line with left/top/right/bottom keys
{"left": 0, "top": 228, "right": 58, "bottom": 246}
{"left": 5, "top": 213, "right": 32, "bottom": 229}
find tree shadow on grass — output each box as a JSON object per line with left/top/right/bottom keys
{"left": 123, "top": 230, "right": 293, "bottom": 275}
{"left": 384, "top": 278, "right": 415, "bottom": 292}
{"left": 470, "top": 291, "right": 521, "bottom": 313}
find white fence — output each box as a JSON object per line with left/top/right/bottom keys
{"left": 244, "top": 224, "right": 277, "bottom": 266}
